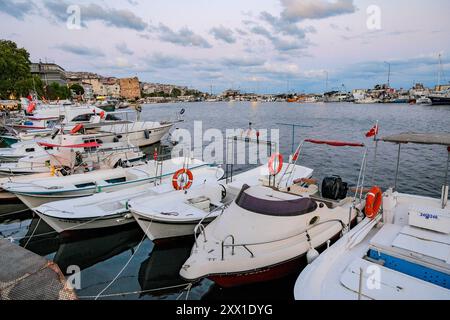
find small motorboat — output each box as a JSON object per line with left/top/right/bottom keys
{"left": 3, "top": 157, "right": 210, "bottom": 209}
{"left": 0, "top": 140, "right": 144, "bottom": 177}
{"left": 130, "top": 163, "right": 314, "bottom": 242}
{"left": 294, "top": 133, "right": 450, "bottom": 300}
{"left": 180, "top": 139, "right": 369, "bottom": 287}
{"left": 33, "top": 164, "right": 224, "bottom": 232}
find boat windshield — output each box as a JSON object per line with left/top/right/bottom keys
{"left": 235, "top": 185, "right": 318, "bottom": 217}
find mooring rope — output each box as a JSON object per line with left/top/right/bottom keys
{"left": 78, "top": 283, "right": 192, "bottom": 299}
{"left": 93, "top": 217, "right": 154, "bottom": 300}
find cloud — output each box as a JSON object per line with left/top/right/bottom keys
{"left": 280, "top": 0, "right": 356, "bottom": 22}
{"left": 249, "top": 24, "right": 311, "bottom": 52}
{"left": 0, "top": 0, "right": 36, "bottom": 20}
{"left": 55, "top": 44, "right": 105, "bottom": 57}
{"left": 43, "top": 0, "right": 148, "bottom": 31}
{"left": 145, "top": 53, "right": 190, "bottom": 69}
{"left": 116, "top": 42, "right": 134, "bottom": 55}
{"left": 222, "top": 56, "right": 266, "bottom": 68}
{"left": 260, "top": 11, "right": 311, "bottom": 40}
{"left": 155, "top": 23, "right": 212, "bottom": 48}
{"left": 210, "top": 26, "right": 236, "bottom": 44}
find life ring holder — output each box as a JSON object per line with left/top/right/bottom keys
{"left": 172, "top": 168, "right": 194, "bottom": 191}
{"left": 268, "top": 153, "right": 283, "bottom": 176}
{"left": 365, "top": 186, "right": 383, "bottom": 219}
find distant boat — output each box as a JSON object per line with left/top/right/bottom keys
{"left": 429, "top": 93, "right": 450, "bottom": 106}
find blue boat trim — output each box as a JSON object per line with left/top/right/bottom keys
{"left": 367, "top": 249, "right": 450, "bottom": 289}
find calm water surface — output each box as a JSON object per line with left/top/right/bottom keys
{"left": 1, "top": 102, "right": 449, "bottom": 300}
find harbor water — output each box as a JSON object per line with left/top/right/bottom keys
{"left": 1, "top": 102, "right": 449, "bottom": 300}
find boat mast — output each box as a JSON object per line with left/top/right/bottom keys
{"left": 437, "top": 53, "right": 442, "bottom": 90}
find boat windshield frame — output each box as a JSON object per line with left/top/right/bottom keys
{"left": 379, "top": 133, "right": 450, "bottom": 208}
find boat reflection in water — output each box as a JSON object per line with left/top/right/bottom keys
{"left": 17, "top": 217, "right": 208, "bottom": 299}
{"left": 138, "top": 239, "right": 207, "bottom": 299}
{"left": 19, "top": 217, "right": 142, "bottom": 271}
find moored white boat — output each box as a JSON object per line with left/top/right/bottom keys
{"left": 129, "top": 163, "right": 314, "bottom": 242}
{"left": 3, "top": 158, "right": 212, "bottom": 208}
{"left": 33, "top": 164, "right": 224, "bottom": 232}
{"left": 180, "top": 138, "right": 370, "bottom": 287}
{"left": 294, "top": 133, "right": 450, "bottom": 300}
{"left": 0, "top": 139, "right": 143, "bottom": 177}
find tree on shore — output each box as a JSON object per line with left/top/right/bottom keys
{"left": 171, "top": 88, "right": 182, "bottom": 97}
{"left": 70, "top": 83, "right": 85, "bottom": 96}
{"left": 0, "top": 40, "right": 32, "bottom": 99}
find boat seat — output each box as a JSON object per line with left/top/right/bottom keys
{"left": 340, "top": 258, "right": 450, "bottom": 300}
{"left": 369, "top": 224, "right": 450, "bottom": 271}
{"left": 235, "top": 184, "right": 318, "bottom": 217}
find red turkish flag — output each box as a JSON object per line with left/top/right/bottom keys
{"left": 365, "top": 124, "right": 379, "bottom": 138}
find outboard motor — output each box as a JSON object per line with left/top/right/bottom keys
{"left": 321, "top": 176, "right": 349, "bottom": 200}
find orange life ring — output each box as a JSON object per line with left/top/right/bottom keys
{"left": 365, "top": 186, "right": 383, "bottom": 219}
{"left": 268, "top": 153, "right": 283, "bottom": 176}
{"left": 27, "top": 102, "right": 36, "bottom": 114}
{"left": 172, "top": 168, "right": 194, "bottom": 190}
{"left": 70, "top": 124, "right": 84, "bottom": 135}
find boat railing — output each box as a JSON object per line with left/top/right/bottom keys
{"left": 193, "top": 201, "right": 232, "bottom": 248}
{"left": 219, "top": 219, "right": 347, "bottom": 261}
{"left": 221, "top": 235, "right": 236, "bottom": 261}
{"left": 194, "top": 224, "right": 207, "bottom": 247}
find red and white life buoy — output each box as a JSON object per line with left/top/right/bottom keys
{"left": 26, "top": 102, "right": 36, "bottom": 114}
{"left": 70, "top": 124, "right": 84, "bottom": 135}
{"left": 268, "top": 153, "right": 283, "bottom": 176}
{"left": 365, "top": 186, "right": 383, "bottom": 219}
{"left": 172, "top": 169, "right": 194, "bottom": 191}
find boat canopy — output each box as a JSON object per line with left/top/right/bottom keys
{"left": 305, "top": 139, "right": 365, "bottom": 148}
{"left": 382, "top": 133, "right": 450, "bottom": 147}
{"left": 37, "top": 142, "right": 101, "bottom": 148}
{"left": 235, "top": 185, "right": 318, "bottom": 217}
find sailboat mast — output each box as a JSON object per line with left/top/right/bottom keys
{"left": 438, "top": 53, "right": 442, "bottom": 90}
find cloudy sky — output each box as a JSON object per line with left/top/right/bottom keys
{"left": 1, "top": 0, "right": 449, "bottom": 93}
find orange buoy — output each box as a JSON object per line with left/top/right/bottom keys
{"left": 172, "top": 168, "right": 194, "bottom": 190}
{"left": 268, "top": 153, "right": 283, "bottom": 176}
{"left": 365, "top": 186, "right": 383, "bottom": 219}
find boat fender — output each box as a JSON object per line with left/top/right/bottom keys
{"left": 70, "top": 124, "right": 84, "bottom": 135}
{"left": 268, "top": 153, "right": 283, "bottom": 176}
{"left": 306, "top": 247, "right": 320, "bottom": 264}
{"left": 365, "top": 186, "right": 383, "bottom": 219}
{"left": 144, "top": 129, "right": 151, "bottom": 139}
{"left": 172, "top": 168, "right": 194, "bottom": 190}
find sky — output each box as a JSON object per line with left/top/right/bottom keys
{"left": 1, "top": 0, "right": 450, "bottom": 94}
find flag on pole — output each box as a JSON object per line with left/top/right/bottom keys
{"left": 365, "top": 123, "right": 379, "bottom": 138}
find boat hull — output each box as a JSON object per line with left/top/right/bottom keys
{"left": 34, "top": 211, "right": 135, "bottom": 233}
{"left": 205, "top": 231, "right": 342, "bottom": 288}
{"left": 133, "top": 214, "right": 214, "bottom": 241}
{"left": 0, "top": 136, "right": 20, "bottom": 147}
{"left": 429, "top": 96, "right": 450, "bottom": 105}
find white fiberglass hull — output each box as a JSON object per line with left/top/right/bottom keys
{"left": 35, "top": 211, "right": 135, "bottom": 233}
{"left": 133, "top": 215, "right": 204, "bottom": 241}
{"left": 294, "top": 192, "right": 450, "bottom": 300}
